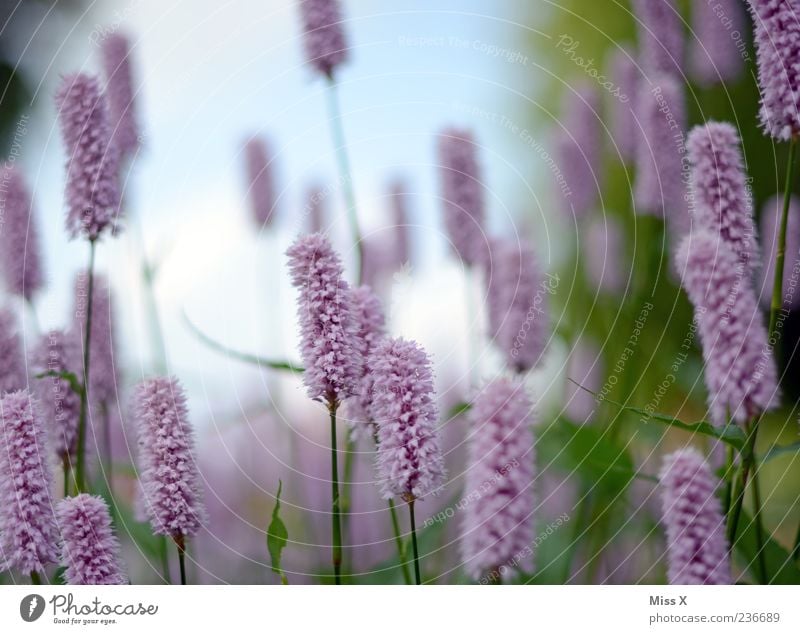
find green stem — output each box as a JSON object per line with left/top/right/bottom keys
{"left": 388, "top": 498, "right": 412, "bottom": 584}
{"left": 408, "top": 499, "right": 421, "bottom": 585}
{"left": 159, "top": 535, "right": 171, "bottom": 584}
{"left": 329, "top": 401, "right": 343, "bottom": 584}
{"left": 101, "top": 400, "right": 113, "bottom": 502}
{"left": 722, "top": 444, "right": 734, "bottom": 517}
{"left": 75, "top": 239, "right": 96, "bottom": 494}
{"left": 62, "top": 455, "right": 70, "bottom": 498}
{"left": 768, "top": 138, "right": 799, "bottom": 339}
{"left": 340, "top": 432, "right": 356, "bottom": 559}
{"left": 727, "top": 418, "right": 759, "bottom": 549}
{"left": 325, "top": 75, "right": 364, "bottom": 284}
{"left": 792, "top": 520, "right": 800, "bottom": 562}
{"left": 175, "top": 535, "right": 187, "bottom": 585}
{"left": 751, "top": 464, "right": 769, "bottom": 584}
{"left": 30, "top": 571, "right": 41, "bottom": 585}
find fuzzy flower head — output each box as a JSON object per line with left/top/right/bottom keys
{"left": 57, "top": 494, "right": 127, "bottom": 584}
{"left": 73, "top": 273, "right": 119, "bottom": 406}
{"left": 635, "top": 74, "right": 688, "bottom": 234}
{"left": 760, "top": 194, "right": 800, "bottom": 309}
{"left": 55, "top": 73, "right": 121, "bottom": 240}
{"left": 0, "top": 307, "right": 26, "bottom": 395}
{"left": 485, "top": 237, "right": 550, "bottom": 373}
{"left": 371, "top": 338, "right": 446, "bottom": 501}
{"left": 460, "top": 378, "right": 536, "bottom": 581}
{"left": 608, "top": 46, "right": 640, "bottom": 163}
{"left": 747, "top": 0, "right": 800, "bottom": 141}
{"left": 555, "top": 83, "right": 603, "bottom": 220}
{"left": 677, "top": 230, "right": 779, "bottom": 426}
{"left": 689, "top": 0, "right": 746, "bottom": 85}
{"left": 389, "top": 179, "right": 411, "bottom": 266}
{"left": 0, "top": 390, "right": 58, "bottom": 574}
{"left": 243, "top": 135, "right": 277, "bottom": 228}
{"left": 134, "top": 376, "right": 206, "bottom": 538}
{"left": 659, "top": 448, "right": 732, "bottom": 584}
{"left": 30, "top": 330, "right": 81, "bottom": 460}
{"left": 343, "top": 285, "right": 386, "bottom": 439}
{"left": 100, "top": 32, "right": 141, "bottom": 162}
{"left": 0, "top": 167, "right": 44, "bottom": 300}
{"left": 286, "top": 233, "right": 361, "bottom": 404}
{"left": 687, "top": 122, "right": 759, "bottom": 273}
{"left": 633, "top": 0, "right": 684, "bottom": 75}
{"left": 298, "top": 0, "right": 348, "bottom": 78}
{"left": 438, "top": 128, "right": 487, "bottom": 266}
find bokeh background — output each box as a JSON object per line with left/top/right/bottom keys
{"left": 1, "top": 0, "right": 799, "bottom": 584}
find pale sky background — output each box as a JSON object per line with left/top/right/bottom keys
{"left": 3, "top": 0, "right": 571, "bottom": 429}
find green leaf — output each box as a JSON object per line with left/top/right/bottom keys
{"left": 537, "top": 417, "right": 638, "bottom": 496}
{"left": 267, "top": 480, "right": 289, "bottom": 585}
{"left": 568, "top": 380, "right": 746, "bottom": 450}
{"left": 446, "top": 401, "right": 471, "bottom": 419}
{"left": 732, "top": 511, "right": 800, "bottom": 584}
{"left": 34, "top": 370, "right": 84, "bottom": 398}
{"left": 760, "top": 440, "right": 800, "bottom": 464}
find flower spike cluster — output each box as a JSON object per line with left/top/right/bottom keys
{"left": 298, "top": 0, "right": 349, "bottom": 78}
{"left": 243, "top": 135, "right": 277, "bottom": 228}
{"left": 55, "top": 73, "right": 121, "bottom": 240}
{"left": 100, "top": 32, "right": 141, "bottom": 162}
{"left": 460, "top": 379, "right": 536, "bottom": 581}
{"left": 0, "top": 390, "right": 59, "bottom": 575}
{"left": 689, "top": 0, "right": 746, "bottom": 85}
{"left": 57, "top": 494, "right": 127, "bottom": 584}
{"left": 659, "top": 448, "right": 732, "bottom": 584}
{"left": 286, "top": 233, "right": 361, "bottom": 404}
{"left": 0, "top": 167, "right": 44, "bottom": 300}
{"left": 370, "top": 338, "right": 446, "bottom": 500}
{"left": 134, "top": 376, "right": 206, "bottom": 538}
{"left": 677, "top": 230, "right": 778, "bottom": 426}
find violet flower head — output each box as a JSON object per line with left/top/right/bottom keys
{"left": 677, "top": 230, "right": 778, "bottom": 426}
{"left": 344, "top": 285, "right": 386, "bottom": 438}
{"left": 73, "top": 273, "right": 119, "bottom": 406}
{"left": 554, "top": 83, "right": 603, "bottom": 221}
{"left": 760, "top": 194, "right": 800, "bottom": 309}
{"left": 298, "top": 0, "right": 348, "bottom": 78}
{"left": 0, "top": 167, "right": 44, "bottom": 300}
{"left": 635, "top": 74, "right": 688, "bottom": 236}
{"left": 389, "top": 179, "right": 411, "bottom": 266}
{"left": 747, "top": 0, "right": 800, "bottom": 141}
{"left": 689, "top": 0, "right": 746, "bottom": 85}
{"left": 633, "top": 0, "right": 684, "bottom": 75}
{"left": 57, "top": 494, "right": 127, "bottom": 584}
{"left": 608, "top": 46, "right": 640, "bottom": 163}
{"left": 55, "top": 73, "right": 121, "bottom": 240}
{"left": 0, "top": 389, "right": 58, "bottom": 574}
{"left": 286, "top": 233, "right": 361, "bottom": 404}
{"left": 243, "top": 135, "right": 276, "bottom": 228}
{"left": 304, "top": 183, "right": 326, "bottom": 233}
{"left": 485, "top": 237, "right": 550, "bottom": 373}
{"left": 100, "top": 32, "right": 141, "bottom": 162}
{"left": 460, "top": 378, "right": 536, "bottom": 581}
{"left": 438, "top": 128, "right": 487, "bottom": 266}
{"left": 134, "top": 376, "right": 206, "bottom": 538}
{"left": 30, "top": 330, "right": 81, "bottom": 460}
{"left": 371, "top": 338, "right": 446, "bottom": 500}
{"left": 659, "top": 447, "right": 732, "bottom": 584}
{"left": 0, "top": 307, "right": 26, "bottom": 394}
{"left": 687, "top": 121, "right": 759, "bottom": 273}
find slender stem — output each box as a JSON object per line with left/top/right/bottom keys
{"left": 408, "top": 498, "right": 421, "bottom": 585}
{"left": 62, "top": 455, "right": 70, "bottom": 498}
{"left": 325, "top": 75, "right": 364, "bottom": 284}
{"left": 101, "top": 400, "right": 113, "bottom": 502}
{"left": 75, "top": 239, "right": 96, "bottom": 494}
{"left": 388, "top": 498, "right": 412, "bottom": 584}
{"left": 328, "top": 401, "right": 343, "bottom": 584}
{"left": 722, "top": 445, "right": 734, "bottom": 517}
{"left": 727, "top": 417, "right": 759, "bottom": 548}
{"left": 174, "top": 535, "right": 187, "bottom": 585}
{"left": 751, "top": 464, "right": 769, "bottom": 584}
{"left": 793, "top": 520, "right": 800, "bottom": 562}
{"left": 769, "top": 138, "right": 799, "bottom": 338}
{"left": 30, "top": 571, "right": 41, "bottom": 585}
{"left": 340, "top": 431, "right": 356, "bottom": 558}
{"left": 142, "top": 254, "right": 168, "bottom": 374}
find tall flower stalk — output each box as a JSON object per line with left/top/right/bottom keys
{"left": 55, "top": 73, "right": 120, "bottom": 493}
{"left": 286, "top": 233, "right": 361, "bottom": 583}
